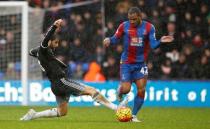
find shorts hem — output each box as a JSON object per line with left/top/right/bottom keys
{"left": 133, "top": 76, "right": 148, "bottom": 81}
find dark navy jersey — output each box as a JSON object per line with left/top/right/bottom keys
{"left": 110, "top": 20, "right": 160, "bottom": 64}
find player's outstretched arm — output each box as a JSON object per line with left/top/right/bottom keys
{"left": 103, "top": 23, "right": 124, "bottom": 47}
{"left": 40, "top": 19, "right": 63, "bottom": 48}
{"left": 149, "top": 25, "right": 174, "bottom": 49}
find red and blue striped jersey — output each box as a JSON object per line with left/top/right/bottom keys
{"left": 110, "top": 20, "right": 160, "bottom": 64}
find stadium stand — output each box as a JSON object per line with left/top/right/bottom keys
{"left": 0, "top": 0, "right": 209, "bottom": 80}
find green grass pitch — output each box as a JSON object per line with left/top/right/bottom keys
{"left": 0, "top": 106, "right": 209, "bottom": 129}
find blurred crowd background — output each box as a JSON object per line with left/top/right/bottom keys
{"left": 0, "top": 0, "right": 210, "bottom": 81}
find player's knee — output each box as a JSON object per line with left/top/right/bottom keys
{"left": 119, "top": 86, "right": 130, "bottom": 94}
{"left": 124, "top": 89, "right": 130, "bottom": 94}
{"left": 120, "top": 83, "right": 131, "bottom": 94}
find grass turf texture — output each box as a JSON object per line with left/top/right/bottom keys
{"left": 0, "top": 106, "right": 209, "bottom": 129}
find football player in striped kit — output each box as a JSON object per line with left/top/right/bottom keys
{"left": 103, "top": 7, "right": 173, "bottom": 122}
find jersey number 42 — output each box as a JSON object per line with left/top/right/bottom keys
{"left": 140, "top": 66, "right": 148, "bottom": 75}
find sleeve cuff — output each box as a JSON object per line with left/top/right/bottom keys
{"left": 109, "top": 36, "right": 116, "bottom": 45}
{"left": 154, "top": 40, "right": 161, "bottom": 49}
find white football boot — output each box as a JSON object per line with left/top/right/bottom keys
{"left": 20, "top": 109, "right": 36, "bottom": 121}
{"left": 131, "top": 115, "right": 141, "bottom": 122}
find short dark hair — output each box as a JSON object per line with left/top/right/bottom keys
{"left": 128, "top": 7, "right": 141, "bottom": 15}
{"left": 51, "top": 34, "right": 60, "bottom": 41}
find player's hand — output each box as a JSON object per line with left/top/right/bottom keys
{"left": 54, "top": 19, "right": 63, "bottom": 28}
{"left": 103, "top": 38, "right": 111, "bottom": 47}
{"left": 160, "top": 36, "right": 174, "bottom": 43}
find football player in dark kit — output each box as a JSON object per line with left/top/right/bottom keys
{"left": 20, "top": 19, "right": 127, "bottom": 121}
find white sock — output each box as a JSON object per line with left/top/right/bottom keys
{"left": 33, "top": 108, "right": 59, "bottom": 119}
{"left": 92, "top": 93, "right": 117, "bottom": 110}
{"left": 99, "top": 100, "right": 118, "bottom": 110}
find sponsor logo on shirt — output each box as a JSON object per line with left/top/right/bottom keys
{"left": 130, "top": 37, "right": 143, "bottom": 46}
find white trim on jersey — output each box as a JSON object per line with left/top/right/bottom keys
{"left": 41, "top": 42, "right": 48, "bottom": 48}
{"left": 60, "top": 78, "right": 85, "bottom": 91}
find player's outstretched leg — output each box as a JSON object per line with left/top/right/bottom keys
{"left": 81, "top": 86, "right": 128, "bottom": 111}
{"left": 20, "top": 108, "right": 59, "bottom": 121}
{"left": 20, "top": 102, "right": 68, "bottom": 121}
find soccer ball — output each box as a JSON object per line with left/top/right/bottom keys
{"left": 116, "top": 107, "right": 132, "bottom": 122}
